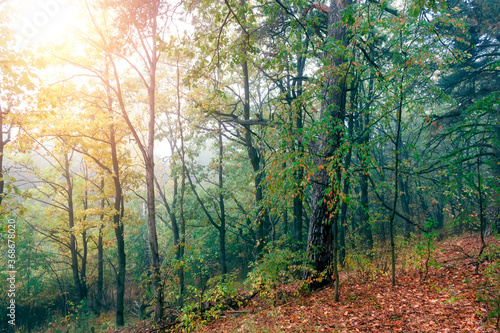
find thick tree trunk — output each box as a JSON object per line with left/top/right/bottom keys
{"left": 306, "top": 0, "right": 349, "bottom": 288}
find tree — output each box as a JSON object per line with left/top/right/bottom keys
{"left": 305, "top": 0, "right": 350, "bottom": 291}
{"left": 82, "top": 0, "right": 172, "bottom": 320}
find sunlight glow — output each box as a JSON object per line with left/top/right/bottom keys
{"left": 9, "top": 0, "right": 81, "bottom": 50}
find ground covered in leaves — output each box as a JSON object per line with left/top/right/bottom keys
{"left": 194, "top": 235, "right": 500, "bottom": 332}
{"left": 113, "top": 235, "right": 500, "bottom": 332}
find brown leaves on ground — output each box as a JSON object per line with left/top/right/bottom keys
{"left": 197, "top": 235, "right": 500, "bottom": 333}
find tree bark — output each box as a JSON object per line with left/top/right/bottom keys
{"left": 359, "top": 102, "right": 373, "bottom": 248}
{"left": 218, "top": 123, "right": 228, "bottom": 275}
{"left": 339, "top": 113, "right": 354, "bottom": 266}
{"left": 110, "top": 124, "right": 126, "bottom": 326}
{"left": 293, "top": 50, "right": 307, "bottom": 249}
{"left": 305, "top": 0, "right": 349, "bottom": 289}
{"left": 96, "top": 182, "right": 104, "bottom": 314}
{"left": 64, "top": 154, "right": 84, "bottom": 300}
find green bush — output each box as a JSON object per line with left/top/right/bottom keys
{"left": 246, "top": 236, "right": 309, "bottom": 305}
{"left": 478, "top": 244, "right": 500, "bottom": 329}
{"left": 180, "top": 272, "right": 241, "bottom": 330}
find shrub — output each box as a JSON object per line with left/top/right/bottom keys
{"left": 246, "top": 236, "right": 310, "bottom": 305}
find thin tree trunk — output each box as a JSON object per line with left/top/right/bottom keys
{"left": 239, "top": 7, "right": 269, "bottom": 252}
{"left": 110, "top": 124, "right": 126, "bottom": 326}
{"left": 176, "top": 57, "right": 187, "bottom": 305}
{"left": 81, "top": 183, "right": 89, "bottom": 302}
{"left": 64, "top": 154, "right": 83, "bottom": 300}
{"left": 96, "top": 178, "right": 105, "bottom": 314}
{"left": 400, "top": 176, "right": 412, "bottom": 237}
{"left": 339, "top": 113, "right": 354, "bottom": 266}
{"left": 388, "top": 68, "right": 405, "bottom": 287}
{"left": 218, "top": 123, "right": 228, "bottom": 275}
{"left": 105, "top": 58, "right": 127, "bottom": 325}
{"left": 81, "top": 229, "right": 88, "bottom": 299}
{"left": 359, "top": 109, "right": 373, "bottom": 248}
{"left": 293, "top": 51, "right": 307, "bottom": 250}
{"left": 96, "top": 222, "right": 104, "bottom": 314}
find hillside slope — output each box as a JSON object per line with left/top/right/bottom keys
{"left": 196, "top": 235, "right": 499, "bottom": 332}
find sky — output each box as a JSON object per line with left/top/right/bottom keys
{"left": 8, "top": 0, "right": 82, "bottom": 50}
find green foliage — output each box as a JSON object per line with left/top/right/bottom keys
{"left": 246, "top": 236, "right": 310, "bottom": 305}
{"left": 344, "top": 250, "right": 379, "bottom": 280}
{"left": 180, "top": 273, "right": 241, "bottom": 330}
{"left": 414, "top": 219, "right": 442, "bottom": 281}
{"left": 477, "top": 244, "right": 500, "bottom": 329}
{"left": 65, "top": 300, "right": 96, "bottom": 332}
{"left": 344, "top": 240, "right": 394, "bottom": 280}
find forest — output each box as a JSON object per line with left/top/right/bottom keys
{"left": 0, "top": 0, "right": 499, "bottom": 331}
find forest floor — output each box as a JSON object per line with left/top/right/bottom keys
{"left": 115, "top": 235, "right": 500, "bottom": 332}
{"left": 196, "top": 235, "right": 500, "bottom": 333}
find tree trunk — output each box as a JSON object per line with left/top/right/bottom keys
{"left": 64, "top": 154, "right": 83, "bottom": 300}
{"left": 240, "top": 18, "right": 269, "bottom": 253}
{"left": 81, "top": 186, "right": 89, "bottom": 302}
{"left": 306, "top": 0, "right": 349, "bottom": 288}
{"left": 398, "top": 135, "right": 412, "bottom": 238}
{"left": 218, "top": 123, "right": 227, "bottom": 275}
{"left": 96, "top": 179, "right": 105, "bottom": 314}
{"left": 176, "top": 57, "right": 187, "bottom": 306}
{"left": 103, "top": 1, "right": 162, "bottom": 321}
{"left": 81, "top": 230, "right": 88, "bottom": 300}
{"left": 360, "top": 172, "right": 372, "bottom": 246}
{"left": 96, "top": 225, "right": 104, "bottom": 314}
{"left": 293, "top": 51, "right": 307, "bottom": 250}
{"left": 388, "top": 69, "right": 405, "bottom": 287}
{"left": 339, "top": 113, "right": 354, "bottom": 265}
{"left": 110, "top": 124, "right": 126, "bottom": 326}
{"left": 400, "top": 176, "right": 412, "bottom": 237}
{"left": 146, "top": 8, "right": 162, "bottom": 320}
{"left": 493, "top": 107, "right": 500, "bottom": 232}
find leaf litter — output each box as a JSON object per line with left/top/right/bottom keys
{"left": 196, "top": 235, "right": 500, "bottom": 332}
